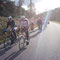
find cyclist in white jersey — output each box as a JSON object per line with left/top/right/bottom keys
{"left": 19, "top": 16, "right": 29, "bottom": 45}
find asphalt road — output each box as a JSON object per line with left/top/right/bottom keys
{"left": 0, "top": 22, "right": 60, "bottom": 60}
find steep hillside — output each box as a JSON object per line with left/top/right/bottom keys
{"left": 38, "top": 7, "right": 60, "bottom": 22}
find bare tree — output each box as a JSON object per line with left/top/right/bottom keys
{"left": 18, "top": 0, "right": 24, "bottom": 16}
{"left": 28, "top": 0, "right": 36, "bottom": 18}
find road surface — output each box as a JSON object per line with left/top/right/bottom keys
{"left": 0, "top": 22, "right": 60, "bottom": 60}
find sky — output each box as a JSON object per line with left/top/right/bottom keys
{"left": 12, "top": 0, "right": 60, "bottom": 14}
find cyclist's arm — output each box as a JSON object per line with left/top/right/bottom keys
{"left": 6, "top": 21, "right": 10, "bottom": 29}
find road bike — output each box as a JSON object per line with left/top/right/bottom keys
{"left": 19, "top": 27, "right": 29, "bottom": 49}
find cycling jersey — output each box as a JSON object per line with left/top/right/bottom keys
{"left": 19, "top": 19, "right": 29, "bottom": 30}
{"left": 6, "top": 20, "right": 15, "bottom": 28}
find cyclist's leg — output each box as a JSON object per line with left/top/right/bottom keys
{"left": 41, "top": 24, "right": 42, "bottom": 30}
{"left": 24, "top": 29, "right": 28, "bottom": 40}
{"left": 10, "top": 38, "right": 14, "bottom": 45}
{"left": 38, "top": 24, "right": 40, "bottom": 29}
{"left": 40, "top": 24, "right": 42, "bottom": 31}
{"left": 10, "top": 33, "right": 14, "bottom": 45}
{"left": 13, "top": 31, "right": 17, "bottom": 39}
{"left": 26, "top": 31, "right": 29, "bottom": 45}
{"left": 10, "top": 31, "right": 16, "bottom": 45}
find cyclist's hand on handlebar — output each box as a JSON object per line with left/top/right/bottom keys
{"left": 4, "top": 28, "right": 7, "bottom": 32}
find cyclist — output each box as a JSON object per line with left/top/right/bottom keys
{"left": 19, "top": 15, "right": 29, "bottom": 45}
{"left": 37, "top": 18, "right": 42, "bottom": 30}
{"left": 5, "top": 16, "right": 16, "bottom": 45}
{"left": 30, "top": 18, "right": 34, "bottom": 30}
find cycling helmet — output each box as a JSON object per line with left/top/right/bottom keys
{"left": 20, "top": 15, "right": 25, "bottom": 19}
{"left": 8, "top": 16, "right": 12, "bottom": 20}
